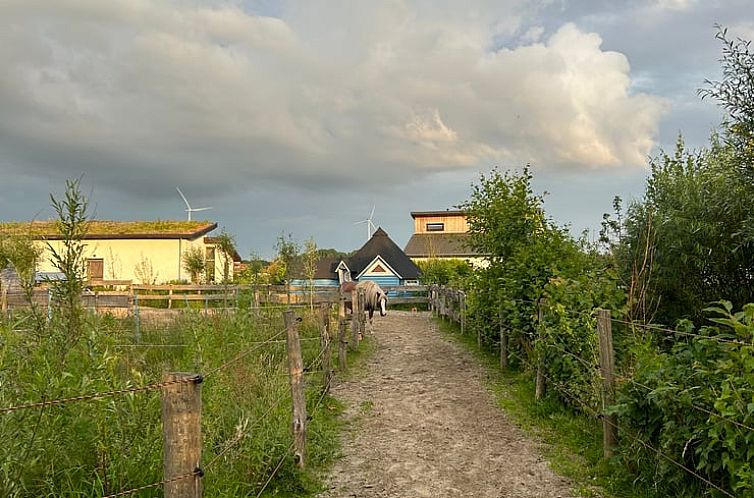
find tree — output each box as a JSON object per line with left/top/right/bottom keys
{"left": 699, "top": 26, "right": 754, "bottom": 175}
{"left": 48, "top": 178, "right": 90, "bottom": 344}
{"left": 616, "top": 28, "right": 754, "bottom": 326}
{"left": 302, "top": 237, "right": 319, "bottom": 311}
{"left": 182, "top": 247, "right": 206, "bottom": 284}
{"left": 214, "top": 230, "right": 236, "bottom": 284}
{"left": 620, "top": 136, "right": 754, "bottom": 325}
{"left": 0, "top": 230, "right": 43, "bottom": 329}
{"left": 274, "top": 232, "right": 299, "bottom": 283}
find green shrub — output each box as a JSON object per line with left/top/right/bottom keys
{"left": 614, "top": 302, "right": 754, "bottom": 497}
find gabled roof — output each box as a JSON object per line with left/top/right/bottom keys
{"left": 404, "top": 232, "right": 481, "bottom": 257}
{"left": 355, "top": 255, "right": 401, "bottom": 280}
{"left": 348, "top": 227, "right": 420, "bottom": 279}
{"left": 0, "top": 220, "right": 217, "bottom": 240}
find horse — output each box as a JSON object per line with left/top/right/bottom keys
{"left": 338, "top": 280, "right": 388, "bottom": 333}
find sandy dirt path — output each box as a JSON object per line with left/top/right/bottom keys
{"left": 318, "top": 311, "right": 574, "bottom": 498}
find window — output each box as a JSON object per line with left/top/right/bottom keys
{"left": 86, "top": 258, "right": 104, "bottom": 281}
{"left": 426, "top": 222, "right": 444, "bottom": 232}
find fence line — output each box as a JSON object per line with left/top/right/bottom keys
{"left": 102, "top": 469, "right": 202, "bottom": 498}
{"left": 508, "top": 350, "right": 735, "bottom": 498}
{"left": 0, "top": 375, "right": 200, "bottom": 415}
{"left": 205, "top": 391, "right": 293, "bottom": 470}
{"left": 618, "top": 375, "right": 754, "bottom": 433}
{"left": 611, "top": 317, "right": 751, "bottom": 346}
{"left": 254, "top": 442, "right": 296, "bottom": 498}
{"left": 1, "top": 295, "right": 364, "bottom": 498}
{"left": 433, "top": 285, "right": 746, "bottom": 497}
{"left": 203, "top": 327, "right": 288, "bottom": 379}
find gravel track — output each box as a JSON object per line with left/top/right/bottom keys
{"left": 318, "top": 311, "right": 574, "bottom": 498}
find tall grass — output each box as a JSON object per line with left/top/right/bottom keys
{"left": 0, "top": 307, "right": 342, "bottom": 497}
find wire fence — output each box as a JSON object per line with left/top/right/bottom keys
{"left": 430, "top": 286, "right": 751, "bottom": 498}
{"left": 0, "top": 296, "right": 362, "bottom": 498}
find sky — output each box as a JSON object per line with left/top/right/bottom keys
{"left": 1, "top": 0, "right": 753, "bottom": 259}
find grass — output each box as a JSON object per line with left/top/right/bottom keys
{"left": 0, "top": 219, "right": 214, "bottom": 237}
{"left": 435, "top": 317, "right": 655, "bottom": 498}
{"left": 0, "top": 306, "right": 366, "bottom": 498}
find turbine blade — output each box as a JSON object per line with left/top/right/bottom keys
{"left": 176, "top": 187, "right": 191, "bottom": 209}
{"left": 192, "top": 207, "right": 213, "bottom": 212}
{"left": 369, "top": 204, "right": 375, "bottom": 220}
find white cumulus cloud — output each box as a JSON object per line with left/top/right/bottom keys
{"left": 0, "top": 0, "right": 667, "bottom": 197}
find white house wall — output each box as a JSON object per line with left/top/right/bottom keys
{"left": 36, "top": 238, "right": 233, "bottom": 284}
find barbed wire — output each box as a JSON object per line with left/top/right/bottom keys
{"left": 611, "top": 318, "right": 752, "bottom": 347}
{"left": 0, "top": 375, "right": 200, "bottom": 415}
{"left": 305, "top": 346, "right": 327, "bottom": 373}
{"left": 114, "top": 344, "right": 187, "bottom": 348}
{"left": 619, "top": 376, "right": 754, "bottom": 433}
{"left": 508, "top": 351, "right": 735, "bottom": 498}
{"left": 205, "top": 391, "right": 292, "bottom": 470}
{"left": 543, "top": 342, "right": 598, "bottom": 372}
{"left": 254, "top": 442, "right": 296, "bottom": 498}
{"left": 102, "top": 468, "right": 201, "bottom": 498}
{"left": 204, "top": 327, "right": 288, "bottom": 379}
{"left": 600, "top": 414, "right": 735, "bottom": 498}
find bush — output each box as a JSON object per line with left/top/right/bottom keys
{"left": 417, "top": 259, "right": 472, "bottom": 286}
{"left": 614, "top": 302, "right": 754, "bottom": 497}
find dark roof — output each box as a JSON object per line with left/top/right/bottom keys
{"left": 410, "top": 210, "right": 466, "bottom": 218}
{"left": 404, "top": 233, "right": 482, "bottom": 257}
{"left": 313, "top": 257, "right": 342, "bottom": 279}
{"left": 349, "top": 227, "right": 420, "bottom": 279}
{"left": 0, "top": 220, "right": 217, "bottom": 240}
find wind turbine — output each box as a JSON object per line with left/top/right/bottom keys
{"left": 176, "top": 187, "right": 212, "bottom": 221}
{"left": 354, "top": 205, "right": 377, "bottom": 240}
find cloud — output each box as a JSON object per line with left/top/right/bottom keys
{"left": 0, "top": 0, "right": 667, "bottom": 199}
{"left": 653, "top": 0, "right": 699, "bottom": 11}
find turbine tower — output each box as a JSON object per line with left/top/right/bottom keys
{"left": 354, "top": 205, "right": 377, "bottom": 240}
{"left": 176, "top": 187, "right": 212, "bottom": 221}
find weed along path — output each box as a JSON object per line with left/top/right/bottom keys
{"left": 319, "top": 311, "right": 574, "bottom": 498}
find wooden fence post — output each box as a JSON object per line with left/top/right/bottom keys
{"left": 284, "top": 311, "right": 307, "bottom": 468}
{"left": 597, "top": 309, "right": 618, "bottom": 458}
{"left": 319, "top": 303, "right": 332, "bottom": 393}
{"left": 535, "top": 300, "right": 546, "bottom": 401}
{"left": 358, "top": 288, "right": 366, "bottom": 339}
{"left": 350, "top": 289, "right": 360, "bottom": 351}
{"left": 162, "top": 372, "right": 202, "bottom": 498}
{"left": 338, "top": 295, "right": 347, "bottom": 371}
{"left": 460, "top": 291, "right": 466, "bottom": 335}
{"left": 499, "top": 307, "right": 508, "bottom": 370}
{"left": 133, "top": 292, "right": 141, "bottom": 344}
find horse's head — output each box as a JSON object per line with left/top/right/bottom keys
{"left": 378, "top": 291, "right": 387, "bottom": 316}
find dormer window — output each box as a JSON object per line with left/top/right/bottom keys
{"left": 426, "top": 222, "right": 444, "bottom": 232}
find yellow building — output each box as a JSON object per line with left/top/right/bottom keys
{"left": 0, "top": 220, "right": 238, "bottom": 284}
{"left": 404, "top": 210, "right": 488, "bottom": 267}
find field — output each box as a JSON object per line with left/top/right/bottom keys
{"left": 0, "top": 304, "right": 350, "bottom": 497}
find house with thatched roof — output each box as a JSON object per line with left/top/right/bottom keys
{"left": 313, "top": 228, "right": 420, "bottom": 287}
{"left": 0, "top": 220, "right": 240, "bottom": 284}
